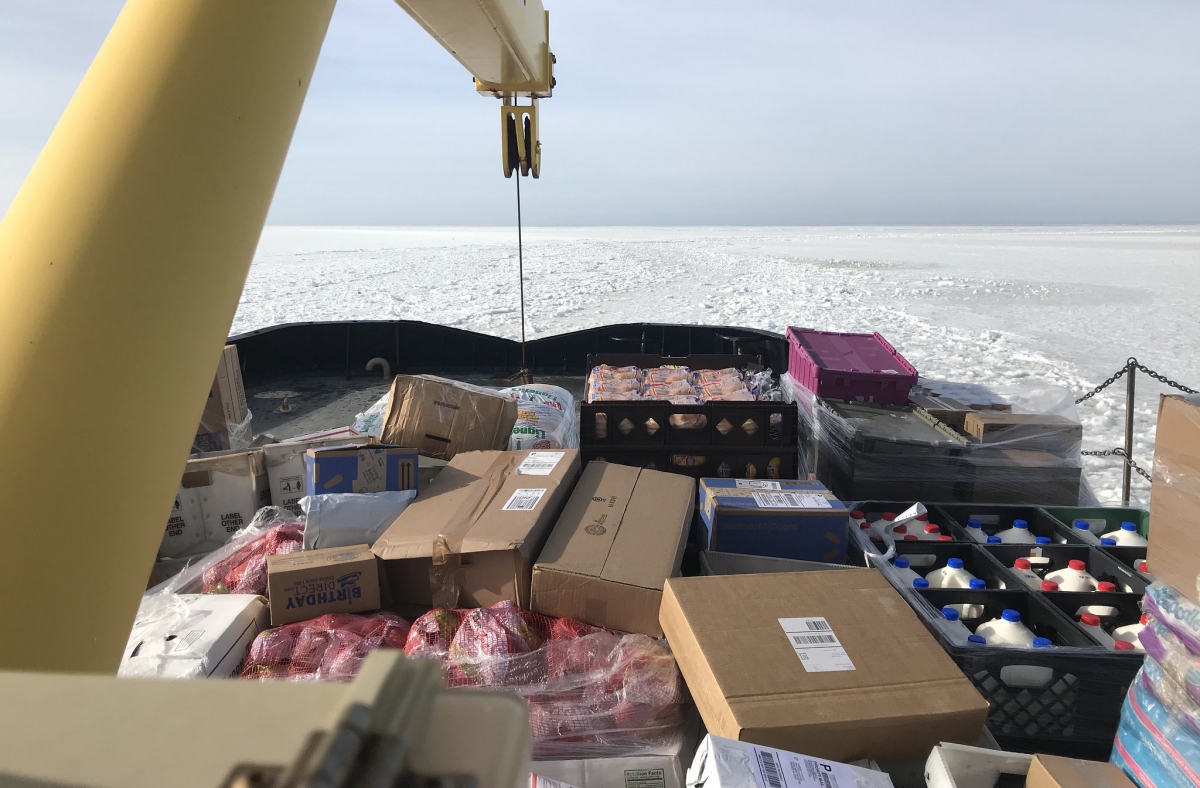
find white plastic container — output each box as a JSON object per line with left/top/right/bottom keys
{"left": 926, "top": 557, "right": 978, "bottom": 589}
{"left": 892, "top": 557, "right": 922, "bottom": 589}
{"left": 964, "top": 518, "right": 989, "bottom": 543}
{"left": 849, "top": 509, "right": 869, "bottom": 532}
{"left": 1113, "top": 615, "right": 1148, "bottom": 650}
{"left": 915, "top": 523, "right": 944, "bottom": 541}
{"left": 940, "top": 606, "right": 973, "bottom": 643}
{"left": 1045, "top": 559, "right": 1097, "bottom": 592}
{"left": 1102, "top": 522, "right": 1149, "bottom": 548}
{"left": 996, "top": 519, "right": 1037, "bottom": 545}
{"left": 976, "top": 609, "right": 1036, "bottom": 647}
{"left": 1011, "top": 558, "right": 1042, "bottom": 590}
{"left": 947, "top": 578, "right": 989, "bottom": 619}
{"left": 986, "top": 535, "right": 1003, "bottom": 545}
{"left": 911, "top": 577, "right": 930, "bottom": 592}
{"left": 869, "top": 511, "right": 896, "bottom": 539}
{"left": 1040, "top": 579, "right": 1059, "bottom": 592}
{"left": 1078, "top": 611, "right": 1116, "bottom": 648}
{"left": 1074, "top": 518, "right": 1108, "bottom": 535}
{"left": 1070, "top": 520, "right": 1100, "bottom": 545}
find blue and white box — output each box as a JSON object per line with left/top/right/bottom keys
{"left": 698, "top": 479, "right": 849, "bottom": 563}
{"left": 304, "top": 443, "right": 418, "bottom": 496}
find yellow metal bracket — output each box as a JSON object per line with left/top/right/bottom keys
{"left": 502, "top": 102, "right": 540, "bottom": 178}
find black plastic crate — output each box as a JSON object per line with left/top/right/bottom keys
{"left": 892, "top": 541, "right": 1023, "bottom": 591}
{"left": 581, "top": 446, "right": 799, "bottom": 481}
{"left": 914, "top": 587, "right": 1143, "bottom": 759}
{"left": 1105, "top": 545, "right": 1152, "bottom": 582}
{"left": 983, "top": 544, "right": 1149, "bottom": 595}
{"left": 810, "top": 450, "right": 975, "bottom": 503}
{"left": 1041, "top": 591, "right": 1146, "bottom": 648}
{"left": 937, "top": 504, "right": 1084, "bottom": 546}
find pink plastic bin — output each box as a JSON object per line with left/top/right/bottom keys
{"left": 786, "top": 328, "right": 918, "bottom": 406}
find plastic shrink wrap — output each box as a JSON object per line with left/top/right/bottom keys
{"left": 240, "top": 612, "right": 411, "bottom": 681}
{"left": 782, "top": 373, "right": 1089, "bottom": 506}
{"left": 503, "top": 384, "right": 579, "bottom": 450}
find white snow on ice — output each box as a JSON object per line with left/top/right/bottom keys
{"left": 237, "top": 225, "right": 1200, "bottom": 507}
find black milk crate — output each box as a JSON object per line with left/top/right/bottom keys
{"left": 913, "top": 587, "right": 1143, "bottom": 760}
{"left": 983, "top": 544, "right": 1149, "bottom": 595}
{"left": 936, "top": 503, "right": 1085, "bottom": 546}
{"left": 891, "top": 540, "right": 1024, "bottom": 591}
{"left": 1041, "top": 591, "right": 1146, "bottom": 647}
{"left": 582, "top": 353, "right": 798, "bottom": 450}
{"left": 580, "top": 445, "right": 798, "bottom": 481}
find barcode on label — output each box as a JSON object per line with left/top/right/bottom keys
{"left": 751, "top": 492, "right": 833, "bottom": 510}
{"left": 502, "top": 488, "right": 547, "bottom": 511}
{"left": 805, "top": 620, "right": 831, "bottom": 631}
{"left": 517, "top": 452, "right": 565, "bottom": 475}
{"left": 757, "top": 751, "right": 783, "bottom": 788}
{"left": 791, "top": 634, "right": 837, "bottom": 646}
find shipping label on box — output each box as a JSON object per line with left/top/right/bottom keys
{"left": 266, "top": 544, "right": 381, "bottom": 626}
{"left": 159, "top": 450, "right": 269, "bottom": 561}
{"left": 304, "top": 444, "right": 418, "bottom": 496}
{"left": 263, "top": 435, "right": 372, "bottom": 514}
{"left": 698, "top": 479, "right": 849, "bottom": 563}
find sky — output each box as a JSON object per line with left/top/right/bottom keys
{"left": 1, "top": 1, "right": 1198, "bottom": 226}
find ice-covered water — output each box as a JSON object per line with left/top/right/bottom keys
{"left": 238, "top": 225, "right": 1200, "bottom": 506}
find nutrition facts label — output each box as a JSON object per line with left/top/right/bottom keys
{"left": 752, "top": 492, "right": 833, "bottom": 510}
{"left": 517, "top": 452, "right": 565, "bottom": 475}
{"left": 778, "top": 617, "right": 855, "bottom": 673}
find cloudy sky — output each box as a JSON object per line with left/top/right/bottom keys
{"left": 2, "top": 0, "right": 1198, "bottom": 225}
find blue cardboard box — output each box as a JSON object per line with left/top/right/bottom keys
{"left": 305, "top": 444, "right": 418, "bottom": 496}
{"left": 698, "top": 478, "right": 849, "bottom": 563}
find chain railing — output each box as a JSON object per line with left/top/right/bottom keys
{"left": 1076, "top": 357, "right": 1195, "bottom": 503}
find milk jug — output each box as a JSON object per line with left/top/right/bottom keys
{"left": 1103, "top": 522, "right": 1149, "bottom": 548}
{"left": 996, "top": 519, "right": 1037, "bottom": 545}
{"left": 1011, "top": 558, "right": 1042, "bottom": 590}
{"left": 976, "top": 609, "right": 1036, "bottom": 647}
{"left": 1040, "top": 579, "right": 1059, "bottom": 592}
{"left": 967, "top": 634, "right": 987, "bottom": 645}
{"left": 1071, "top": 520, "right": 1099, "bottom": 544}
{"left": 915, "top": 523, "right": 944, "bottom": 541}
{"left": 1113, "top": 614, "right": 1148, "bottom": 650}
{"left": 940, "top": 607, "right": 973, "bottom": 642}
{"left": 1078, "top": 611, "right": 1115, "bottom": 647}
{"left": 964, "top": 518, "right": 989, "bottom": 543}
{"left": 849, "top": 509, "right": 869, "bottom": 531}
{"left": 1045, "top": 559, "right": 1097, "bottom": 592}
{"left": 891, "top": 557, "right": 921, "bottom": 588}
{"left": 926, "top": 557, "right": 977, "bottom": 589}
{"left": 986, "top": 535, "right": 1002, "bottom": 544}
{"left": 869, "top": 511, "right": 896, "bottom": 539}
{"left": 1035, "top": 536, "right": 1053, "bottom": 545}
{"left": 1075, "top": 518, "right": 1108, "bottom": 535}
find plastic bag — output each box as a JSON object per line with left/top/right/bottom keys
{"left": 1143, "top": 582, "right": 1200, "bottom": 656}
{"left": 240, "top": 612, "right": 411, "bottom": 681}
{"left": 299, "top": 490, "right": 417, "bottom": 550}
{"left": 403, "top": 600, "right": 687, "bottom": 758}
{"left": 353, "top": 392, "right": 390, "bottom": 438}
{"left": 1111, "top": 661, "right": 1200, "bottom": 787}
{"left": 1139, "top": 610, "right": 1200, "bottom": 707}
{"left": 502, "top": 384, "right": 579, "bottom": 450}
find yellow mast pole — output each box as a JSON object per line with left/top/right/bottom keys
{"left": 0, "top": 0, "right": 337, "bottom": 673}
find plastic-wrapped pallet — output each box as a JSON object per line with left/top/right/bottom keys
{"left": 781, "top": 372, "right": 1088, "bottom": 506}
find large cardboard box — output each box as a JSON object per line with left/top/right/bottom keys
{"left": 659, "top": 571, "right": 988, "bottom": 764}
{"left": 266, "top": 544, "right": 381, "bottom": 626}
{"left": 372, "top": 449, "right": 582, "bottom": 608}
{"left": 193, "top": 344, "right": 249, "bottom": 453}
{"left": 304, "top": 443, "right": 418, "bottom": 496}
{"left": 1025, "top": 754, "right": 1136, "bottom": 788}
{"left": 262, "top": 434, "right": 373, "bottom": 515}
{"left": 962, "top": 412, "right": 1083, "bottom": 453}
{"left": 160, "top": 450, "right": 270, "bottom": 560}
{"left": 698, "top": 479, "right": 849, "bottom": 563}
{"left": 533, "top": 712, "right": 701, "bottom": 788}
{"left": 532, "top": 462, "right": 695, "bottom": 637}
{"left": 686, "top": 735, "right": 894, "bottom": 788}
{"left": 380, "top": 374, "right": 519, "bottom": 460}
{"left": 1148, "top": 394, "right": 1200, "bottom": 603}
{"left": 119, "top": 594, "right": 269, "bottom": 679}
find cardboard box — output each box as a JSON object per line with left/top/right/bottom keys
{"left": 658, "top": 571, "right": 988, "bottom": 763}
{"left": 686, "top": 735, "right": 894, "bottom": 788}
{"left": 372, "top": 449, "right": 582, "bottom": 608}
{"left": 304, "top": 443, "right": 418, "bottom": 496}
{"left": 1149, "top": 395, "right": 1200, "bottom": 603}
{"left": 160, "top": 449, "right": 270, "bottom": 560}
{"left": 266, "top": 544, "right": 381, "bottom": 626}
{"left": 962, "top": 412, "right": 1083, "bottom": 452}
{"left": 1026, "top": 754, "right": 1136, "bottom": 788}
{"left": 698, "top": 479, "right": 849, "bottom": 563}
{"left": 262, "top": 434, "right": 373, "bottom": 514}
{"left": 193, "top": 344, "right": 249, "bottom": 453}
{"left": 910, "top": 394, "right": 975, "bottom": 432}
{"left": 534, "top": 711, "right": 701, "bottom": 788}
{"left": 380, "top": 374, "right": 519, "bottom": 460}
{"left": 532, "top": 462, "right": 695, "bottom": 637}
{"left": 119, "top": 594, "right": 269, "bottom": 679}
